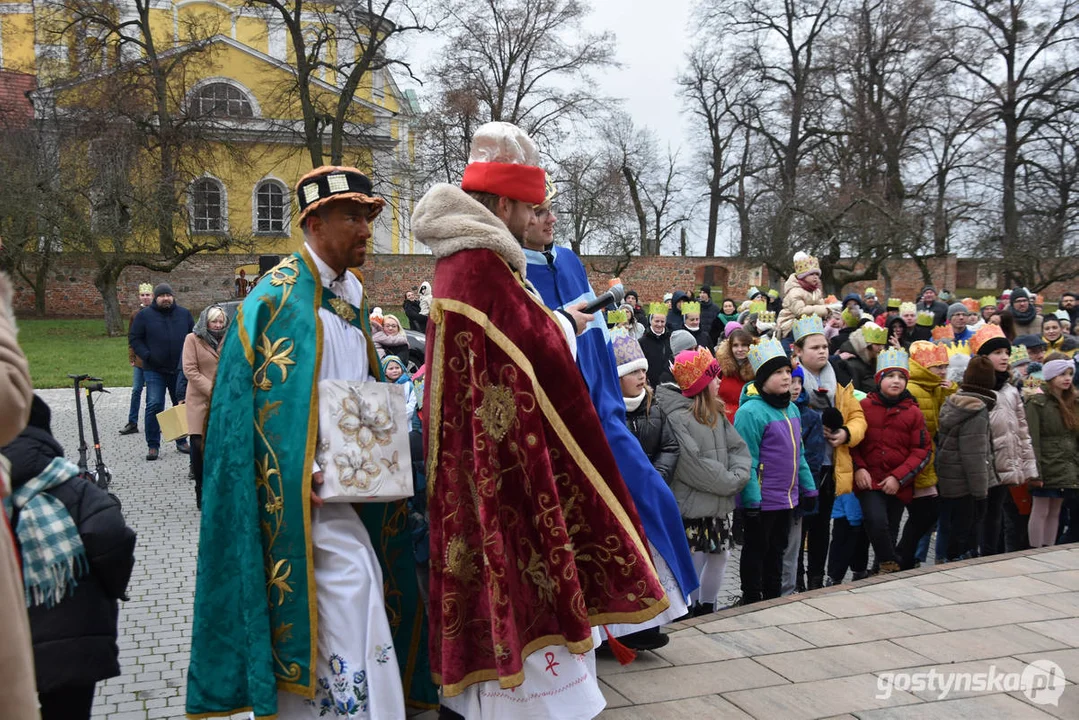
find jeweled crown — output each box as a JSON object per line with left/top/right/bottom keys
{"left": 748, "top": 336, "right": 787, "bottom": 373}
{"left": 793, "top": 314, "right": 825, "bottom": 342}
{"left": 909, "top": 341, "right": 949, "bottom": 369}
{"left": 876, "top": 347, "right": 910, "bottom": 376}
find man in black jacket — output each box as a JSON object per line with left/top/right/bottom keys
{"left": 697, "top": 286, "right": 721, "bottom": 338}
{"left": 917, "top": 286, "right": 949, "bottom": 327}
{"left": 128, "top": 283, "right": 194, "bottom": 460}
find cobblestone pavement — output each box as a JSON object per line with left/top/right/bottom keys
{"left": 35, "top": 384, "right": 938, "bottom": 719}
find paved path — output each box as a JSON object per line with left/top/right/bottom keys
{"left": 33, "top": 386, "right": 1076, "bottom": 719}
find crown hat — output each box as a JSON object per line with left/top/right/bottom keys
{"left": 749, "top": 300, "right": 768, "bottom": 314}
{"left": 979, "top": 295, "right": 998, "bottom": 309}
{"left": 887, "top": 297, "right": 903, "bottom": 309}
{"left": 1010, "top": 344, "right": 1031, "bottom": 366}
{"left": 647, "top": 302, "right": 667, "bottom": 317}
{"left": 970, "top": 323, "right": 1011, "bottom": 357}
{"left": 612, "top": 331, "right": 649, "bottom": 378}
{"left": 793, "top": 314, "right": 826, "bottom": 342}
{"left": 899, "top": 302, "right": 917, "bottom": 314}
{"left": 138, "top": 283, "right": 154, "bottom": 294}
{"left": 861, "top": 322, "right": 889, "bottom": 346}
{"left": 606, "top": 309, "right": 628, "bottom": 325}
{"left": 757, "top": 310, "right": 776, "bottom": 325}
{"left": 671, "top": 347, "right": 721, "bottom": 397}
{"left": 875, "top": 347, "right": 910, "bottom": 381}
{"left": 681, "top": 301, "right": 702, "bottom": 315}
{"left": 932, "top": 325, "right": 954, "bottom": 342}
{"left": 909, "top": 340, "right": 949, "bottom": 369}
{"left": 961, "top": 297, "right": 980, "bottom": 314}
{"left": 793, "top": 251, "right": 821, "bottom": 279}
{"left": 946, "top": 340, "right": 971, "bottom": 357}
{"left": 916, "top": 310, "right": 935, "bottom": 327}
{"left": 748, "top": 336, "right": 789, "bottom": 374}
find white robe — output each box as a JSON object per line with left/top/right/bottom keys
{"left": 276, "top": 245, "right": 405, "bottom": 720}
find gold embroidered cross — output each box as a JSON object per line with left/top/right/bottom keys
{"left": 328, "top": 297, "right": 356, "bottom": 323}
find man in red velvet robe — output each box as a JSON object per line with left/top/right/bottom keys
{"left": 414, "top": 122, "right": 668, "bottom": 720}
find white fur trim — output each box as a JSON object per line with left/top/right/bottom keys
{"left": 617, "top": 357, "right": 649, "bottom": 378}
{"left": 412, "top": 184, "right": 528, "bottom": 279}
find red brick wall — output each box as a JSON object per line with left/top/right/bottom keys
{"left": 11, "top": 251, "right": 1079, "bottom": 320}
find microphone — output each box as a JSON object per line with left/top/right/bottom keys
{"left": 579, "top": 283, "right": 625, "bottom": 315}
{"left": 821, "top": 407, "right": 844, "bottom": 432}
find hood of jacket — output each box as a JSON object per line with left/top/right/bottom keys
{"left": 419, "top": 281, "right": 431, "bottom": 296}
{"left": 656, "top": 382, "right": 693, "bottom": 412}
{"left": 716, "top": 338, "right": 756, "bottom": 381}
{"left": 843, "top": 329, "right": 874, "bottom": 366}
{"left": 1, "top": 426, "right": 64, "bottom": 489}
{"left": 908, "top": 358, "right": 944, "bottom": 391}
{"left": 412, "top": 183, "right": 529, "bottom": 279}
{"left": 939, "top": 391, "right": 993, "bottom": 430}
{"left": 670, "top": 290, "right": 690, "bottom": 309}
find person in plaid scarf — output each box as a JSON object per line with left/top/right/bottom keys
{"left": 2, "top": 396, "right": 136, "bottom": 720}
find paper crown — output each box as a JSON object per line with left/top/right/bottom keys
{"left": 138, "top": 283, "right": 153, "bottom": 294}
{"left": 841, "top": 308, "right": 860, "bottom": 328}
{"left": 861, "top": 322, "right": 889, "bottom": 345}
{"left": 865, "top": 287, "right": 877, "bottom": 297}
{"left": 1010, "top": 344, "right": 1031, "bottom": 366}
{"left": 909, "top": 340, "right": 949, "bottom": 369}
{"left": 681, "top": 301, "right": 701, "bottom": 315}
{"left": 888, "top": 297, "right": 903, "bottom": 309}
{"left": 1036, "top": 293, "right": 1045, "bottom": 304}
{"left": 793, "top": 251, "right": 821, "bottom": 277}
{"left": 671, "top": 347, "right": 720, "bottom": 397}
{"left": 932, "top": 325, "right": 954, "bottom": 341}
{"left": 899, "top": 302, "right": 917, "bottom": 314}
{"left": 749, "top": 300, "right": 768, "bottom": 314}
{"left": 768, "top": 288, "right": 779, "bottom": 298}
{"left": 748, "top": 336, "right": 788, "bottom": 374}
{"left": 793, "top": 314, "right": 825, "bottom": 342}
{"left": 612, "top": 330, "right": 648, "bottom": 377}
{"left": 916, "top": 311, "right": 935, "bottom": 327}
{"left": 536, "top": 171, "right": 558, "bottom": 207}
{"left": 606, "top": 309, "right": 628, "bottom": 325}
{"left": 647, "top": 302, "right": 667, "bottom": 317}
{"left": 961, "top": 297, "right": 980, "bottom": 313}
{"left": 876, "top": 347, "right": 910, "bottom": 378}
{"left": 824, "top": 294, "right": 839, "bottom": 304}
{"left": 747, "top": 286, "right": 763, "bottom": 299}
{"left": 980, "top": 295, "right": 997, "bottom": 309}
{"left": 970, "top": 323, "right": 1009, "bottom": 356}
{"left": 757, "top": 311, "right": 776, "bottom": 325}
{"left": 946, "top": 341, "right": 971, "bottom": 357}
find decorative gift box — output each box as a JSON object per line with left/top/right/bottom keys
{"left": 315, "top": 380, "right": 414, "bottom": 503}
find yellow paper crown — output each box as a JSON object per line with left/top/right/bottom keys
{"left": 861, "top": 323, "right": 889, "bottom": 345}
{"left": 647, "top": 302, "right": 667, "bottom": 317}
{"left": 748, "top": 336, "right": 788, "bottom": 373}
{"left": 899, "top": 302, "right": 916, "bottom": 314}
{"left": 887, "top": 297, "right": 903, "bottom": 309}
{"left": 606, "top": 309, "right": 628, "bottom": 325}
{"left": 946, "top": 340, "right": 970, "bottom": 357}
{"left": 793, "top": 314, "right": 825, "bottom": 342}
{"left": 749, "top": 301, "right": 768, "bottom": 314}
{"left": 1010, "top": 344, "right": 1030, "bottom": 366}
{"left": 139, "top": 283, "right": 154, "bottom": 294}
{"left": 916, "top": 311, "right": 935, "bottom": 327}
{"left": 980, "top": 295, "right": 997, "bottom": 309}
{"left": 909, "top": 340, "right": 949, "bottom": 369}
{"left": 681, "top": 301, "right": 701, "bottom": 314}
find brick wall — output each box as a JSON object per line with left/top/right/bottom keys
{"left": 11, "top": 251, "right": 1079, "bottom": 321}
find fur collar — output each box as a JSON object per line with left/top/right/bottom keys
{"left": 412, "top": 183, "right": 528, "bottom": 279}
{"left": 716, "top": 338, "right": 755, "bottom": 381}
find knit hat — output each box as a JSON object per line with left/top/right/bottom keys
{"left": 875, "top": 347, "right": 910, "bottom": 382}
{"left": 672, "top": 347, "right": 720, "bottom": 397}
{"left": 979, "top": 295, "right": 997, "bottom": 309}
{"left": 947, "top": 302, "right": 968, "bottom": 320}
{"left": 724, "top": 321, "right": 743, "bottom": 337}
{"left": 921, "top": 285, "right": 936, "bottom": 297}
{"left": 899, "top": 301, "right": 916, "bottom": 315}
{"left": 910, "top": 340, "right": 949, "bottom": 369}
{"left": 1042, "top": 359, "right": 1074, "bottom": 382}
{"left": 1014, "top": 334, "right": 1047, "bottom": 350}
{"left": 793, "top": 251, "right": 821, "bottom": 279}
{"left": 864, "top": 287, "right": 877, "bottom": 298}
{"left": 663, "top": 292, "right": 673, "bottom": 303}
{"left": 460, "top": 122, "right": 546, "bottom": 204}
{"left": 609, "top": 331, "right": 649, "bottom": 378}
{"left": 793, "top": 314, "right": 825, "bottom": 342}
{"left": 1010, "top": 345, "right": 1031, "bottom": 367}
{"left": 916, "top": 311, "right": 935, "bottom": 327}
{"left": 700, "top": 285, "right": 711, "bottom": 295}
{"left": 888, "top": 298, "right": 903, "bottom": 310}
{"left": 962, "top": 355, "right": 997, "bottom": 391}
{"left": 791, "top": 365, "right": 805, "bottom": 382}
{"left": 625, "top": 289, "right": 639, "bottom": 302}
{"left": 380, "top": 354, "right": 406, "bottom": 375}
{"left": 138, "top": 283, "right": 153, "bottom": 294}
{"left": 669, "top": 329, "right": 697, "bottom": 356}
{"left": 860, "top": 322, "right": 889, "bottom": 346}
{"left": 1010, "top": 287, "right": 1031, "bottom": 303}
{"left": 748, "top": 336, "right": 790, "bottom": 382}
{"left": 843, "top": 292, "right": 862, "bottom": 307}
{"left": 153, "top": 283, "right": 174, "bottom": 299}
{"left": 970, "top": 323, "right": 1010, "bottom": 356}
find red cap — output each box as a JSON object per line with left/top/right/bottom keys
{"left": 461, "top": 162, "right": 546, "bottom": 204}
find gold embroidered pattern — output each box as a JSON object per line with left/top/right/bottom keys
{"left": 328, "top": 297, "right": 356, "bottom": 323}
{"left": 445, "top": 535, "right": 479, "bottom": 585}
{"left": 476, "top": 383, "right": 516, "bottom": 442}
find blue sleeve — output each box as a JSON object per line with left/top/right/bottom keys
{"left": 733, "top": 405, "right": 764, "bottom": 509}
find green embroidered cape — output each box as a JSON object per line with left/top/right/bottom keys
{"left": 185, "top": 248, "right": 436, "bottom": 719}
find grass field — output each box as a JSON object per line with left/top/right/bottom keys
{"left": 18, "top": 319, "right": 132, "bottom": 389}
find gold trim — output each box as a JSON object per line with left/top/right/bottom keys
{"left": 424, "top": 316, "right": 447, "bottom": 500}
{"left": 433, "top": 297, "right": 659, "bottom": 578}
{"left": 236, "top": 304, "right": 255, "bottom": 366}
{"left": 186, "top": 708, "right": 275, "bottom": 720}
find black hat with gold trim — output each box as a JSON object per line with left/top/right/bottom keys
{"left": 295, "top": 166, "right": 385, "bottom": 225}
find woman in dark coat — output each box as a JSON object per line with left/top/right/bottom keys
{"left": 1, "top": 397, "right": 136, "bottom": 720}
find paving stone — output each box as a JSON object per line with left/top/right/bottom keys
{"left": 1007, "top": 686, "right": 1079, "bottom": 720}
{"left": 595, "top": 649, "right": 672, "bottom": 677}
{"left": 848, "top": 571, "right": 961, "bottom": 593}
{"left": 930, "top": 556, "right": 1070, "bottom": 581}
{"left": 1028, "top": 590, "right": 1079, "bottom": 614}
{"left": 800, "top": 587, "right": 955, "bottom": 618}
{"left": 1030, "top": 570, "right": 1079, "bottom": 591}
{"left": 754, "top": 640, "right": 933, "bottom": 683}
{"left": 872, "top": 656, "right": 1031, "bottom": 701}
{"left": 857, "top": 693, "right": 1057, "bottom": 719}
{"left": 907, "top": 598, "right": 1069, "bottom": 631}
{"left": 597, "top": 680, "right": 632, "bottom": 709}
{"left": 922, "top": 576, "right": 1068, "bottom": 603}
{"left": 695, "top": 602, "right": 834, "bottom": 632}
{"left": 893, "top": 625, "right": 1066, "bottom": 663}
{"left": 722, "top": 673, "right": 920, "bottom": 719}
{"left": 602, "top": 658, "right": 788, "bottom": 704}
{"left": 782, "top": 612, "right": 944, "bottom": 648}
{"left": 1021, "top": 618, "right": 1079, "bottom": 647}
{"left": 653, "top": 633, "right": 745, "bottom": 665}
{"left": 598, "top": 694, "right": 752, "bottom": 719}
{"left": 1032, "top": 549, "right": 1079, "bottom": 570}
{"left": 1016, "top": 647, "right": 1079, "bottom": 682}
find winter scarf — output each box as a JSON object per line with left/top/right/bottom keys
{"left": 193, "top": 304, "right": 226, "bottom": 352}
{"left": 799, "top": 361, "right": 838, "bottom": 409}
{"left": 624, "top": 389, "right": 647, "bottom": 413}
{"left": 4, "top": 457, "right": 87, "bottom": 608}
{"left": 1011, "top": 300, "right": 1037, "bottom": 326}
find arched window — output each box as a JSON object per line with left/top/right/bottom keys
{"left": 255, "top": 180, "right": 288, "bottom": 234}
{"left": 191, "top": 82, "right": 253, "bottom": 118}
{"left": 191, "top": 178, "right": 226, "bottom": 232}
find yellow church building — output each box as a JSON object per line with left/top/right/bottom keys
{"left": 0, "top": 0, "right": 420, "bottom": 254}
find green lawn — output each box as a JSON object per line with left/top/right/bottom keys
{"left": 18, "top": 319, "right": 133, "bottom": 389}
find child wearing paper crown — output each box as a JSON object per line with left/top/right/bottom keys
{"left": 733, "top": 338, "right": 817, "bottom": 603}
{"left": 777, "top": 252, "right": 831, "bottom": 337}
{"left": 851, "top": 348, "right": 932, "bottom": 573}
{"left": 656, "top": 347, "right": 751, "bottom": 616}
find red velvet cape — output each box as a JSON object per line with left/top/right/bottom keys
{"left": 423, "top": 247, "right": 667, "bottom": 696}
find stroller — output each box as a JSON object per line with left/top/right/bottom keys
{"left": 69, "top": 374, "right": 112, "bottom": 491}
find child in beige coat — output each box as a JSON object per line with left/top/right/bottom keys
{"left": 778, "top": 251, "right": 832, "bottom": 337}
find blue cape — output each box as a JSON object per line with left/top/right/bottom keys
{"left": 523, "top": 246, "right": 698, "bottom": 598}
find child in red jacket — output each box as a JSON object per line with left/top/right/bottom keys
{"left": 851, "top": 348, "right": 931, "bottom": 573}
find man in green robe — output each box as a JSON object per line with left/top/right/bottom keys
{"left": 186, "top": 166, "right": 432, "bottom": 719}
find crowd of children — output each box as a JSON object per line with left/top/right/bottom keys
{"left": 613, "top": 251, "right": 1079, "bottom": 613}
